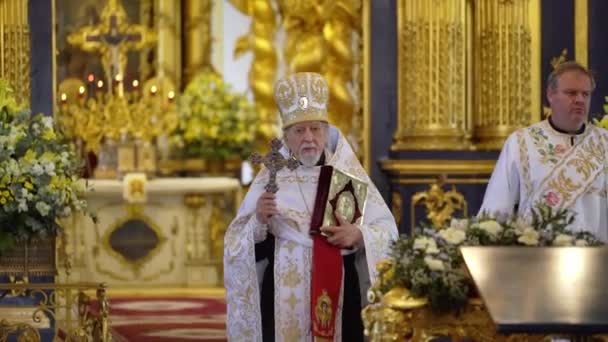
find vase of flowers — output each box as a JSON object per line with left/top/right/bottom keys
{"left": 170, "top": 72, "right": 257, "bottom": 175}
{"left": 0, "top": 80, "right": 89, "bottom": 276}
{"left": 370, "top": 203, "right": 603, "bottom": 314}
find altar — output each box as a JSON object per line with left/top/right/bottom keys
{"left": 58, "top": 177, "right": 241, "bottom": 287}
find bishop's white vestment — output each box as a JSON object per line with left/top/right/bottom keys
{"left": 224, "top": 127, "right": 398, "bottom": 341}
{"left": 480, "top": 120, "right": 608, "bottom": 241}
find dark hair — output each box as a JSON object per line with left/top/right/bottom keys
{"left": 547, "top": 61, "right": 596, "bottom": 91}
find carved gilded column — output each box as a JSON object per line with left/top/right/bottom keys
{"left": 231, "top": 0, "right": 279, "bottom": 140}
{"left": 139, "top": 0, "right": 155, "bottom": 81}
{"left": 182, "top": 0, "right": 213, "bottom": 85}
{"left": 155, "top": 0, "right": 181, "bottom": 88}
{"left": 394, "top": 0, "right": 469, "bottom": 150}
{"left": 472, "top": 0, "right": 534, "bottom": 149}
{"left": 0, "top": 0, "right": 30, "bottom": 104}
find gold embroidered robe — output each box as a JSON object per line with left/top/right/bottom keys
{"left": 480, "top": 120, "right": 608, "bottom": 241}
{"left": 224, "top": 128, "right": 398, "bottom": 341}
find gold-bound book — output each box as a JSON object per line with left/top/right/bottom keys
{"left": 311, "top": 166, "right": 368, "bottom": 230}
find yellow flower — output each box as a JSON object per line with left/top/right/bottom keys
{"left": 517, "top": 228, "right": 540, "bottom": 246}
{"left": 41, "top": 129, "right": 56, "bottom": 140}
{"left": 0, "top": 198, "right": 5, "bottom": 204}
{"left": 23, "top": 149, "right": 37, "bottom": 163}
{"left": 478, "top": 220, "right": 503, "bottom": 237}
{"left": 24, "top": 181, "right": 33, "bottom": 190}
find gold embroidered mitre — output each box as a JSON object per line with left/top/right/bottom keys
{"left": 274, "top": 72, "right": 329, "bottom": 129}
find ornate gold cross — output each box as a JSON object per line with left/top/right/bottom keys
{"left": 249, "top": 138, "right": 299, "bottom": 193}
{"left": 67, "top": 0, "right": 156, "bottom": 82}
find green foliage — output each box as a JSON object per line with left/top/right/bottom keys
{"left": 380, "top": 203, "right": 603, "bottom": 313}
{"left": 170, "top": 73, "right": 258, "bottom": 160}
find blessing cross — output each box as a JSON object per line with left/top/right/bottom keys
{"left": 249, "top": 138, "right": 300, "bottom": 193}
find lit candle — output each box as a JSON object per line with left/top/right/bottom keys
{"left": 167, "top": 90, "right": 175, "bottom": 102}
{"left": 150, "top": 85, "right": 158, "bottom": 96}
{"left": 115, "top": 74, "right": 124, "bottom": 97}
{"left": 78, "top": 86, "right": 86, "bottom": 98}
{"left": 60, "top": 93, "right": 67, "bottom": 104}
{"left": 132, "top": 79, "right": 139, "bottom": 89}
{"left": 97, "top": 80, "right": 104, "bottom": 89}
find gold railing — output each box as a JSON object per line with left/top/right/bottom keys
{"left": 0, "top": 282, "right": 110, "bottom": 342}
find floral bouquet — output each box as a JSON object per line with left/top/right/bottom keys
{"left": 170, "top": 73, "right": 257, "bottom": 160}
{"left": 376, "top": 203, "right": 603, "bottom": 313}
{"left": 0, "top": 79, "right": 88, "bottom": 253}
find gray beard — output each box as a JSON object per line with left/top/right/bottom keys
{"left": 299, "top": 151, "right": 322, "bottom": 167}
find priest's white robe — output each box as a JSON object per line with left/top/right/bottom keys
{"left": 224, "top": 127, "right": 398, "bottom": 341}
{"left": 480, "top": 120, "right": 608, "bottom": 241}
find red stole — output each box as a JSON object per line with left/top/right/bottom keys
{"left": 309, "top": 165, "right": 364, "bottom": 340}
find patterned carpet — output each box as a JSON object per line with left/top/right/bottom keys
{"left": 105, "top": 288, "right": 227, "bottom": 342}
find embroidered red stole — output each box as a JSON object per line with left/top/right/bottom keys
{"left": 309, "top": 165, "right": 366, "bottom": 340}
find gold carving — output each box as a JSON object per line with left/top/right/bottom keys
{"left": 230, "top": 0, "right": 279, "bottom": 140}
{"left": 395, "top": 0, "right": 540, "bottom": 151}
{"left": 232, "top": 0, "right": 364, "bottom": 150}
{"left": 411, "top": 176, "right": 467, "bottom": 229}
{"left": 473, "top": 0, "right": 534, "bottom": 150}
{"left": 391, "top": 191, "right": 403, "bottom": 228}
{"left": 0, "top": 0, "right": 30, "bottom": 105}
{"left": 183, "top": 0, "right": 214, "bottom": 84}
{"left": 362, "top": 289, "right": 560, "bottom": 342}
{"left": 278, "top": 0, "right": 362, "bottom": 142}
{"left": 395, "top": 0, "right": 469, "bottom": 150}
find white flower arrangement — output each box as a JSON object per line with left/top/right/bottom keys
{"left": 377, "top": 203, "right": 603, "bottom": 313}
{"left": 0, "top": 79, "right": 89, "bottom": 252}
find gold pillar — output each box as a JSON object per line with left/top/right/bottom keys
{"left": 230, "top": 0, "right": 279, "bottom": 140}
{"left": 575, "top": 0, "right": 588, "bottom": 67}
{"left": 139, "top": 0, "right": 155, "bottom": 81}
{"left": 155, "top": 0, "right": 181, "bottom": 88}
{"left": 182, "top": 0, "right": 213, "bottom": 86}
{"left": 0, "top": 0, "right": 30, "bottom": 104}
{"left": 394, "top": 0, "right": 469, "bottom": 151}
{"left": 472, "top": 0, "right": 534, "bottom": 150}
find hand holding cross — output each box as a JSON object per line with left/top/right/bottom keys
{"left": 249, "top": 138, "right": 300, "bottom": 193}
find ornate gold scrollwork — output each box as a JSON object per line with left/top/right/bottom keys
{"left": 0, "top": 283, "right": 110, "bottom": 342}
{"left": 411, "top": 175, "right": 467, "bottom": 229}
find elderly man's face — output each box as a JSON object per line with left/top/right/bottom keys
{"left": 284, "top": 121, "right": 328, "bottom": 167}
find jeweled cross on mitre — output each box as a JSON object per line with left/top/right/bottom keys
{"left": 249, "top": 138, "right": 299, "bottom": 193}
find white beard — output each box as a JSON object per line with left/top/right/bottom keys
{"left": 299, "top": 151, "right": 322, "bottom": 167}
